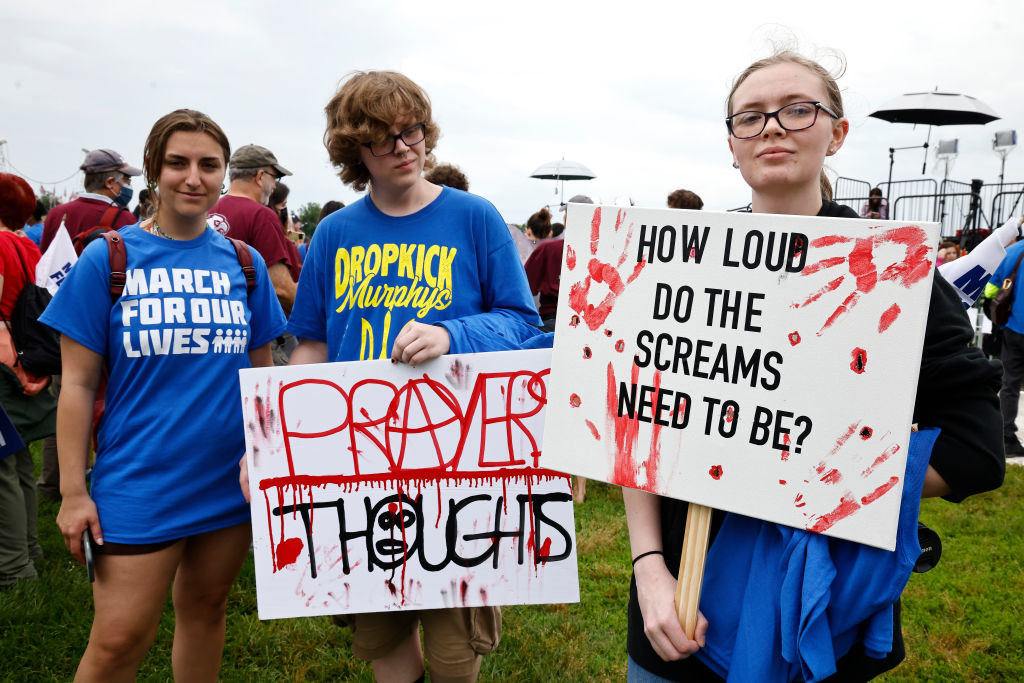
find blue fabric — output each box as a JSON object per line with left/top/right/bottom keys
{"left": 297, "top": 241, "right": 307, "bottom": 260}
{"left": 22, "top": 222, "right": 43, "bottom": 247}
{"left": 40, "top": 226, "right": 287, "bottom": 543}
{"left": 627, "top": 655, "right": 676, "bottom": 682}
{"left": 287, "top": 186, "right": 542, "bottom": 361}
{"left": 990, "top": 240, "right": 1024, "bottom": 334}
{"left": 695, "top": 428, "right": 939, "bottom": 683}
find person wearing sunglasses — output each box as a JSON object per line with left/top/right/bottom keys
{"left": 623, "top": 50, "right": 1004, "bottom": 682}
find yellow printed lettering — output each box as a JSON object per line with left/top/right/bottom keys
{"left": 335, "top": 248, "right": 350, "bottom": 299}
{"left": 398, "top": 243, "right": 416, "bottom": 279}
{"left": 381, "top": 243, "right": 399, "bottom": 276}
{"left": 365, "top": 244, "right": 381, "bottom": 277}
{"left": 424, "top": 245, "right": 440, "bottom": 288}
{"left": 438, "top": 246, "right": 456, "bottom": 292}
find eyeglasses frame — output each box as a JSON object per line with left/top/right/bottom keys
{"left": 362, "top": 123, "right": 427, "bottom": 157}
{"left": 725, "top": 101, "right": 840, "bottom": 139}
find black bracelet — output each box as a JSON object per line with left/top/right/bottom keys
{"left": 631, "top": 550, "right": 664, "bottom": 567}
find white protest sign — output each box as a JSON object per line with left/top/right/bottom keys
{"left": 543, "top": 205, "right": 939, "bottom": 550}
{"left": 240, "top": 348, "right": 578, "bottom": 620}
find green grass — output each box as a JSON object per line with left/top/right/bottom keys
{"left": 2, "top": 446, "right": 1021, "bottom": 681}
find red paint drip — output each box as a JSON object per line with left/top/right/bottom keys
{"left": 807, "top": 493, "right": 861, "bottom": 532}
{"left": 861, "top": 476, "right": 900, "bottom": 505}
{"left": 585, "top": 419, "right": 600, "bottom": 440}
{"left": 850, "top": 348, "right": 867, "bottom": 374}
{"left": 818, "top": 290, "right": 860, "bottom": 334}
{"left": 539, "top": 537, "right": 552, "bottom": 564}
{"left": 878, "top": 303, "right": 901, "bottom": 333}
{"left": 788, "top": 331, "right": 801, "bottom": 346}
{"left": 709, "top": 465, "right": 723, "bottom": 480}
{"left": 589, "top": 207, "right": 602, "bottom": 255}
{"left": 607, "top": 361, "right": 641, "bottom": 487}
{"left": 780, "top": 433, "right": 791, "bottom": 461}
{"left": 646, "top": 370, "right": 664, "bottom": 490}
{"left": 276, "top": 538, "right": 304, "bottom": 568}
{"left": 569, "top": 393, "right": 582, "bottom": 408}
{"left": 615, "top": 339, "right": 625, "bottom": 352}
{"left": 779, "top": 479, "right": 787, "bottom": 485}
{"left": 566, "top": 245, "right": 577, "bottom": 270}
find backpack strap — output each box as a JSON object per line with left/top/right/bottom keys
{"left": 227, "top": 237, "right": 256, "bottom": 294}
{"left": 102, "top": 231, "right": 127, "bottom": 300}
{"left": 98, "top": 204, "right": 123, "bottom": 230}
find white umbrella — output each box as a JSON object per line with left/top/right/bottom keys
{"left": 530, "top": 159, "right": 596, "bottom": 201}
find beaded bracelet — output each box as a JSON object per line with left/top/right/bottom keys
{"left": 631, "top": 549, "right": 664, "bottom": 567}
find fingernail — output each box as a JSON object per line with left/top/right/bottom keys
{"left": 391, "top": 359, "right": 397, "bottom": 364}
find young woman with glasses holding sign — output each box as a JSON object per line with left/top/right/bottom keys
{"left": 41, "top": 109, "right": 286, "bottom": 681}
{"left": 623, "top": 51, "right": 1004, "bottom": 681}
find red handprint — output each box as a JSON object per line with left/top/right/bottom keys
{"left": 791, "top": 226, "right": 931, "bottom": 336}
{"left": 797, "top": 422, "right": 903, "bottom": 533}
{"left": 566, "top": 207, "right": 647, "bottom": 331}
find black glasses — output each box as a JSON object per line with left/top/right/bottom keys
{"left": 726, "top": 101, "right": 839, "bottom": 139}
{"left": 363, "top": 123, "right": 426, "bottom": 157}
{"left": 260, "top": 168, "right": 279, "bottom": 181}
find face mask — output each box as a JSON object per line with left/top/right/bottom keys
{"left": 116, "top": 184, "right": 134, "bottom": 207}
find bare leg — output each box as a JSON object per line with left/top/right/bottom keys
{"left": 573, "top": 476, "right": 587, "bottom": 504}
{"left": 371, "top": 627, "right": 425, "bottom": 682}
{"left": 170, "top": 523, "right": 251, "bottom": 682}
{"left": 75, "top": 543, "right": 185, "bottom": 682}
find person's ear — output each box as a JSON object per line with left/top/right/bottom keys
{"left": 828, "top": 117, "right": 850, "bottom": 155}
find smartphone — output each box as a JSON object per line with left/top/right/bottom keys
{"left": 82, "top": 529, "right": 95, "bottom": 582}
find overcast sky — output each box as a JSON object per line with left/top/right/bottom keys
{"left": 2, "top": 1, "right": 1022, "bottom": 224}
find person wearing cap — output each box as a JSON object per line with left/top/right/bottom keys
{"left": 207, "top": 144, "right": 297, "bottom": 314}
{"left": 40, "top": 148, "right": 141, "bottom": 252}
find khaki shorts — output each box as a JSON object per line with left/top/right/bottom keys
{"left": 347, "top": 607, "right": 501, "bottom": 682}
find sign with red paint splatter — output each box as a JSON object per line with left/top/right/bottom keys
{"left": 544, "top": 205, "right": 939, "bottom": 550}
{"left": 239, "top": 349, "right": 578, "bottom": 619}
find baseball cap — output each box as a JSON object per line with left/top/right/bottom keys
{"left": 568, "top": 194, "right": 594, "bottom": 204}
{"left": 229, "top": 144, "right": 293, "bottom": 177}
{"left": 80, "top": 149, "right": 142, "bottom": 176}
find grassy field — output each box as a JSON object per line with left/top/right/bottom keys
{"left": 1, "top": 448, "right": 1021, "bottom": 681}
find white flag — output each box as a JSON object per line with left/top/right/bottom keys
{"left": 36, "top": 220, "right": 78, "bottom": 295}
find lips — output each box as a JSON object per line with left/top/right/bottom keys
{"left": 757, "top": 146, "right": 793, "bottom": 159}
{"left": 395, "top": 158, "right": 416, "bottom": 170}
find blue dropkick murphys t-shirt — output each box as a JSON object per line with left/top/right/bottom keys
{"left": 40, "top": 226, "right": 286, "bottom": 543}
{"left": 287, "top": 187, "right": 541, "bottom": 362}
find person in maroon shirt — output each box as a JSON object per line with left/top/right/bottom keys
{"left": 207, "top": 144, "right": 296, "bottom": 313}
{"left": 40, "top": 149, "right": 141, "bottom": 252}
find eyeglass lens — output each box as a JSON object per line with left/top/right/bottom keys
{"left": 369, "top": 124, "right": 426, "bottom": 156}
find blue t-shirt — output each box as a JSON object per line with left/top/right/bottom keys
{"left": 23, "top": 222, "right": 43, "bottom": 247}
{"left": 297, "top": 241, "right": 308, "bottom": 260}
{"left": 40, "top": 226, "right": 287, "bottom": 543}
{"left": 287, "top": 187, "right": 541, "bottom": 362}
{"left": 990, "top": 240, "right": 1024, "bottom": 334}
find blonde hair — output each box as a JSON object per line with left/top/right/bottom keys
{"left": 323, "top": 71, "right": 440, "bottom": 191}
{"left": 726, "top": 50, "right": 845, "bottom": 201}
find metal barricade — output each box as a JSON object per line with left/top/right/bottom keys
{"left": 988, "top": 184, "right": 1024, "bottom": 226}
{"left": 833, "top": 177, "right": 871, "bottom": 213}
{"left": 878, "top": 179, "right": 939, "bottom": 226}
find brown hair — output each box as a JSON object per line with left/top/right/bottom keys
{"left": 527, "top": 207, "right": 552, "bottom": 240}
{"left": 323, "top": 71, "right": 441, "bottom": 192}
{"left": 0, "top": 173, "right": 35, "bottom": 229}
{"left": 667, "top": 189, "right": 704, "bottom": 210}
{"left": 424, "top": 162, "right": 469, "bottom": 191}
{"left": 143, "top": 109, "right": 231, "bottom": 209}
{"left": 726, "top": 50, "right": 845, "bottom": 201}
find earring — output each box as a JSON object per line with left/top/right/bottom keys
{"left": 732, "top": 161, "right": 740, "bottom": 169}
{"left": 828, "top": 147, "right": 835, "bottom": 154}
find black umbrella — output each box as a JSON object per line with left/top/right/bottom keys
{"left": 868, "top": 91, "right": 1000, "bottom": 194}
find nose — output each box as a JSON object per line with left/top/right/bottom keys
{"left": 185, "top": 162, "right": 201, "bottom": 186}
{"left": 762, "top": 112, "right": 786, "bottom": 136}
{"left": 393, "top": 136, "right": 410, "bottom": 154}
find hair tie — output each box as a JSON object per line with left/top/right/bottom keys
{"left": 632, "top": 550, "right": 664, "bottom": 567}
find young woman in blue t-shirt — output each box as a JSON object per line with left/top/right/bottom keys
{"left": 44, "top": 109, "right": 286, "bottom": 681}
{"left": 623, "top": 51, "right": 1003, "bottom": 681}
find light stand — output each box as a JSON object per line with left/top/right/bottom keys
{"left": 935, "top": 139, "right": 958, "bottom": 227}
{"left": 993, "top": 131, "right": 1017, "bottom": 225}
{"left": 886, "top": 141, "right": 930, "bottom": 204}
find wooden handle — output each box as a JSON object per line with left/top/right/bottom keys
{"left": 675, "top": 503, "right": 712, "bottom": 639}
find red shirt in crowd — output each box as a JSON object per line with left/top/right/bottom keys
{"left": 0, "top": 232, "right": 42, "bottom": 318}
{"left": 207, "top": 195, "right": 293, "bottom": 269}
{"left": 41, "top": 196, "right": 135, "bottom": 253}
{"left": 284, "top": 239, "right": 302, "bottom": 282}
{"left": 523, "top": 237, "right": 564, "bottom": 317}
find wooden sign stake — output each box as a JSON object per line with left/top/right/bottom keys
{"left": 675, "top": 502, "right": 712, "bottom": 639}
